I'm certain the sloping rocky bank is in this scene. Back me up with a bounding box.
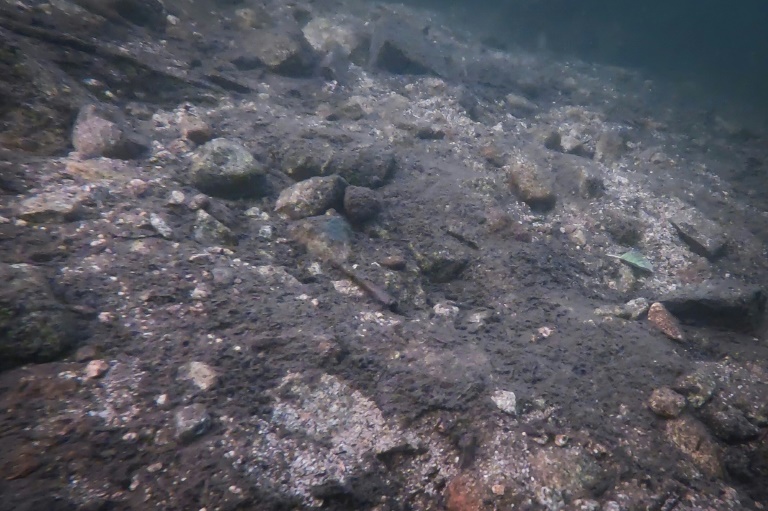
[1,0,767,509]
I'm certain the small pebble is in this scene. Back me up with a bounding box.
[85,359,110,379]
[648,386,686,418]
[174,403,211,442]
[211,267,234,286]
[98,311,114,323]
[491,390,517,415]
[127,178,149,197]
[178,361,218,391]
[380,255,406,270]
[150,213,174,239]
[167,190,186,206]
[190,284,210,300]
[180,117,213,145]
[147,462,163,473]
[188,193,209,210]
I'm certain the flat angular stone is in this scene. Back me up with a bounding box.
[661,279,765,333]
[72,104,148,160]
[18,189,87,223]
[174,404,211,442]
[289,213,352,263]
[369,17,449,76]
[193,209,236,246]
[231,27,318,77]
[670,209,727,260]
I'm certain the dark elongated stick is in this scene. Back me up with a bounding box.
[330,261,397,309]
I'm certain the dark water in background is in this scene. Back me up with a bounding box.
[402,0,768,121]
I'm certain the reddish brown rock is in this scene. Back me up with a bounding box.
[380,254,406,270]
[647,302,685,341]
[74,345,100,362]
[665,416,723,478]
[72,104,148,160]
[648,386,686,418]
[446,474,483,511]
[85,359,110,379]
[180,116,213,145]
[1,447,42,480]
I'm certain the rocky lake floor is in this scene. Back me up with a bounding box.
[1,0,768,509]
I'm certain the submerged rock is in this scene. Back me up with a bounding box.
[343,185,381,223]
[698,399,760,443]
[491,390,517,416]
[445,474,484,511]
[231,27,318,77]
[660,279,765,333]
[369,17,449,76]
[17,188,89,223]
[412,239,469,283]
[670,209,727,260]
[276,175,347,220]
[72,104,149,160]
[193,209,236,246]
[179,115,213,145]
[174,404,211,442]
[593,131,627,163]
[189,138,266,199]
[279,137,336,181]
[665,416,723,478]
[0,263,81,369]
[330,145,397,188]
[178,361,218,391]
[674,367,718,408]
[647,302,685,342]
[302,16,369,63]
[648,387,686,418]
[507,159,556,212]
[290,213,353,262]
